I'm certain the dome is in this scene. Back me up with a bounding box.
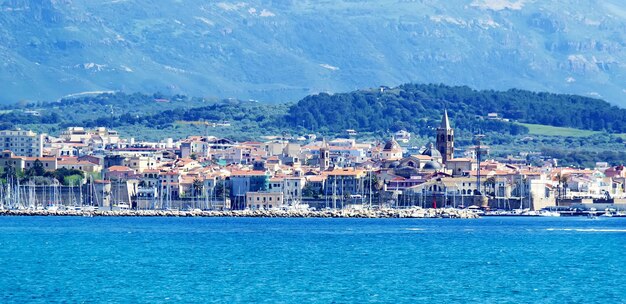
[421,143,442,158]
[395,166,419,179]
[383,138,401,152]
[422,160,442,171]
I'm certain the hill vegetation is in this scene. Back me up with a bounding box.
[1,83,626,167]
[286,84,626,135]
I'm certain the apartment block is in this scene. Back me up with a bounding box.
[0,129,43,157]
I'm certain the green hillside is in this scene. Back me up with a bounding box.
[286,84,626,135]
[518,123,599,137]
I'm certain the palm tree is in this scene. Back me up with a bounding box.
[192,178,204,198]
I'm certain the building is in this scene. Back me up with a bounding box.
[104,165,137,180]
[436,110,454,164]
[394,130,411,143]
[230,170,270,209]
[380,138,403,161]
[0,129,43,157]
[245,192,284,210]
[60,127,120,146]
[319,140,330,171]
[0,150,56,172]
[57,157,102,173]
[323,168,367,196]
[446,158,475,177]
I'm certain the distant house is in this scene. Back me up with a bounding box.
[394,130,411,143]
[105,165,137,180]
[245,192,284,210]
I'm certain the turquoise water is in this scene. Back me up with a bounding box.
[0,217,624,303]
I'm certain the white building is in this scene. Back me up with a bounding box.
[0,129,44,157]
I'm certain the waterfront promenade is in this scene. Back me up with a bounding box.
[0,207,479,219]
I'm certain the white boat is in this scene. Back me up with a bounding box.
[82,206,98,212]
[111,203,131,211]
[538,210,560,217]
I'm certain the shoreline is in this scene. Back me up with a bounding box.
[0,208,480,219]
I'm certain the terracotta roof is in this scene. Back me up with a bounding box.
[160,171,180,176]
[58,159,97,166]
[230,170,267,176]
[22,157,56,162]
[108,165,134,172]
[306,176,326,182]
[322,169,366,177]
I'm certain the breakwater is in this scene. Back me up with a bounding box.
[0,208,480,219]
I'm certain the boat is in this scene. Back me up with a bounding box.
[111,203,131,211]
[538,210,560,217]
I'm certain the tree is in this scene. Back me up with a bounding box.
[64,175,84,187]
[302,183,321,199]
[44,168,85,185]
[25,159,46,177]
[484,176,496,197]
[1,164,18,182]
[215,179,229,199]
[556,173,569,201]
[192,178,204,198]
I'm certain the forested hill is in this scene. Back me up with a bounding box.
[286,84,626,136]
[3,83,626,141]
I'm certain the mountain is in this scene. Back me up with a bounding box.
[1,0,625,105]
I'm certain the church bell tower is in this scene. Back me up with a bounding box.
[320,138,330,171]
[436,109,454,164]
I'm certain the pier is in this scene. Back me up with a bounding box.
[0,207,480,219]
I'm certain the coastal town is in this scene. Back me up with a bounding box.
[1,111,625,217]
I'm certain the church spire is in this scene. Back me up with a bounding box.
[436,109,454,164]
[441,109,451,130]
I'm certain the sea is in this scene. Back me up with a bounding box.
[0,216,624,303]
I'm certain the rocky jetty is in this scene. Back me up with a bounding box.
[0,208,480,219]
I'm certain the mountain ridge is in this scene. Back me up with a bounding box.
[1,0,625,105]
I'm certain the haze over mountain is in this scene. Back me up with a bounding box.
[1,0,625,105]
